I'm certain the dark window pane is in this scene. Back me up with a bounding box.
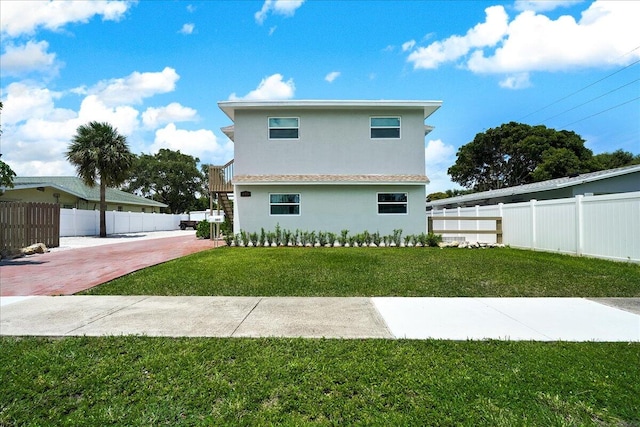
[270,128,299,139]
[271,205,300,215]
[378,204,407,214]
[270,194,300,204]
[378,193,407,202]
[371,117,400,127]
[371,128,400,138]
[269,118,298,127]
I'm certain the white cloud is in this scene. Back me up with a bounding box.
[468,1,640,74]
[150,123,234,164]
[425,139,459,193]
[186,4,196,13]
[1,82,63,125]
[0,0,130,38]
[79,67,180,106]
[514,0,584,12]
[228,73,295,100]
[499,72,531,89]
[325,71,340,83]
[0,40,59,77]
[255,0,305,24]
[142,103,198,128]
[408,5,509,69]
[406,1,640,86]
[179,23,195,35]
[402,40,416,52]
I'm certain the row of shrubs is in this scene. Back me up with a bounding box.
[198,221,443,247]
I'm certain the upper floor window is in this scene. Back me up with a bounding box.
[269,117,299,139]
[371,117,400,139]
[377,193,407,214]
[270,193,300,215]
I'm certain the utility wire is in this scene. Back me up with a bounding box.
[558,96,640,128]
[517,45,640,122]
[536,78,640,124]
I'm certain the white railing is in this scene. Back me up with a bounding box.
[428,191,640,262]
[60,209,189,237]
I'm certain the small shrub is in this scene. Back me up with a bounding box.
[393,229,403,246]
[327,232,337,246]
[196,220,210,239]
[259,228,266,246]
[339,229,349,245]
[426,232,443,247]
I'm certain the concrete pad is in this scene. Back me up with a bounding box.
[481,298,640,342]
[73,296,260,337]
[588,298,640,315]
[0,296,35,307]
[373,297,549,340]
[233,297,392,338]
[0,296,148,336]
[373,297,640,341]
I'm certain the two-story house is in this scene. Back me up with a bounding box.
[211,100,442,236]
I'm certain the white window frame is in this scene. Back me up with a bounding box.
[370,116,401,139]
[268,117,300,140]
[377,192,408,215]
[269,193,301,216]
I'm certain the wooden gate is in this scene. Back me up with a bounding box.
[0,202,60,250]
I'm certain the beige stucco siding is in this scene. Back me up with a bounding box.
[234,184,427,236]
[233,109,426,176]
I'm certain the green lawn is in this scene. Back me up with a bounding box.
[84,247,640,297]
[8,248,639,425]
[1,337,639,426]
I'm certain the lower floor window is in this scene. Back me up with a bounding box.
[270,193,300,215]
[378,193,407,214]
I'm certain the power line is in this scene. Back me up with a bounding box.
[517,45,640,122]
[558,96,640,129]
[536,78,640,124]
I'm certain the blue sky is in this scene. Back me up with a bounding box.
[1,0,638,192]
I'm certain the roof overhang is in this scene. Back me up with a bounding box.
[218,99,442,121]
[233,174,430,186]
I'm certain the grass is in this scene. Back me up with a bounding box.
[84,247,640,297]
[1,337,639,426]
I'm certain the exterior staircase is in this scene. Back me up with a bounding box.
[209,160,234,227]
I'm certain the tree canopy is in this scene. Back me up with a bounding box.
[122,149,206,214]
[66,121,133,237]
[448,122,595,191]
[0,101,17,195]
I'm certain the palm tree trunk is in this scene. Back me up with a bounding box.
[100,181,107,237]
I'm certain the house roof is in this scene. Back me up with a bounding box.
[6,177,168,208]
[427,164,640,209]
[234,174,430,185]
[218,99,442,121]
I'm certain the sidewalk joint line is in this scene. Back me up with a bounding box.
[64,296,151,335]
[230,297,262,337]
[475,298,552,340]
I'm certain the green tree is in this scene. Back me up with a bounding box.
[0,101,17,196]
[66,122,134,237]
[448,122,593,191]
[590,149,640,170]
[122,149,205,214]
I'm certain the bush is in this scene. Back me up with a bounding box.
[196,220,210,239]
[426,232,443,247]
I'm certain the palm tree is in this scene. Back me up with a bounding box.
[66,121,133,237]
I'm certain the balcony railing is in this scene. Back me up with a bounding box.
[209,160,234,193]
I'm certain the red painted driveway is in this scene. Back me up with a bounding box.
[0,235,219,296]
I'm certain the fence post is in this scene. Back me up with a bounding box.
[575,195,583,256]
[498,203,504,244]
[530,199,537,250]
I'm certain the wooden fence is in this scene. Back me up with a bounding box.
[0,202,60,250]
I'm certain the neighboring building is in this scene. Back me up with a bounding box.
[427,164,640,210]
[0,176,167,213]
[212,99,442,235]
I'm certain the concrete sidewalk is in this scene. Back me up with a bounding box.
[1,296,638,341]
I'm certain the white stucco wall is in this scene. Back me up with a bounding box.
[233,108,426,176]
[234,184,426,236]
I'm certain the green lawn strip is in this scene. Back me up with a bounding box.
[1,337,638,426]
[84,247,640,297]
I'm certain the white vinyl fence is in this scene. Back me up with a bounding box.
[60,209,189,237]
[428,191,640,262]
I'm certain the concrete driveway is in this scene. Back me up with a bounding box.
[0,231,218,296]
